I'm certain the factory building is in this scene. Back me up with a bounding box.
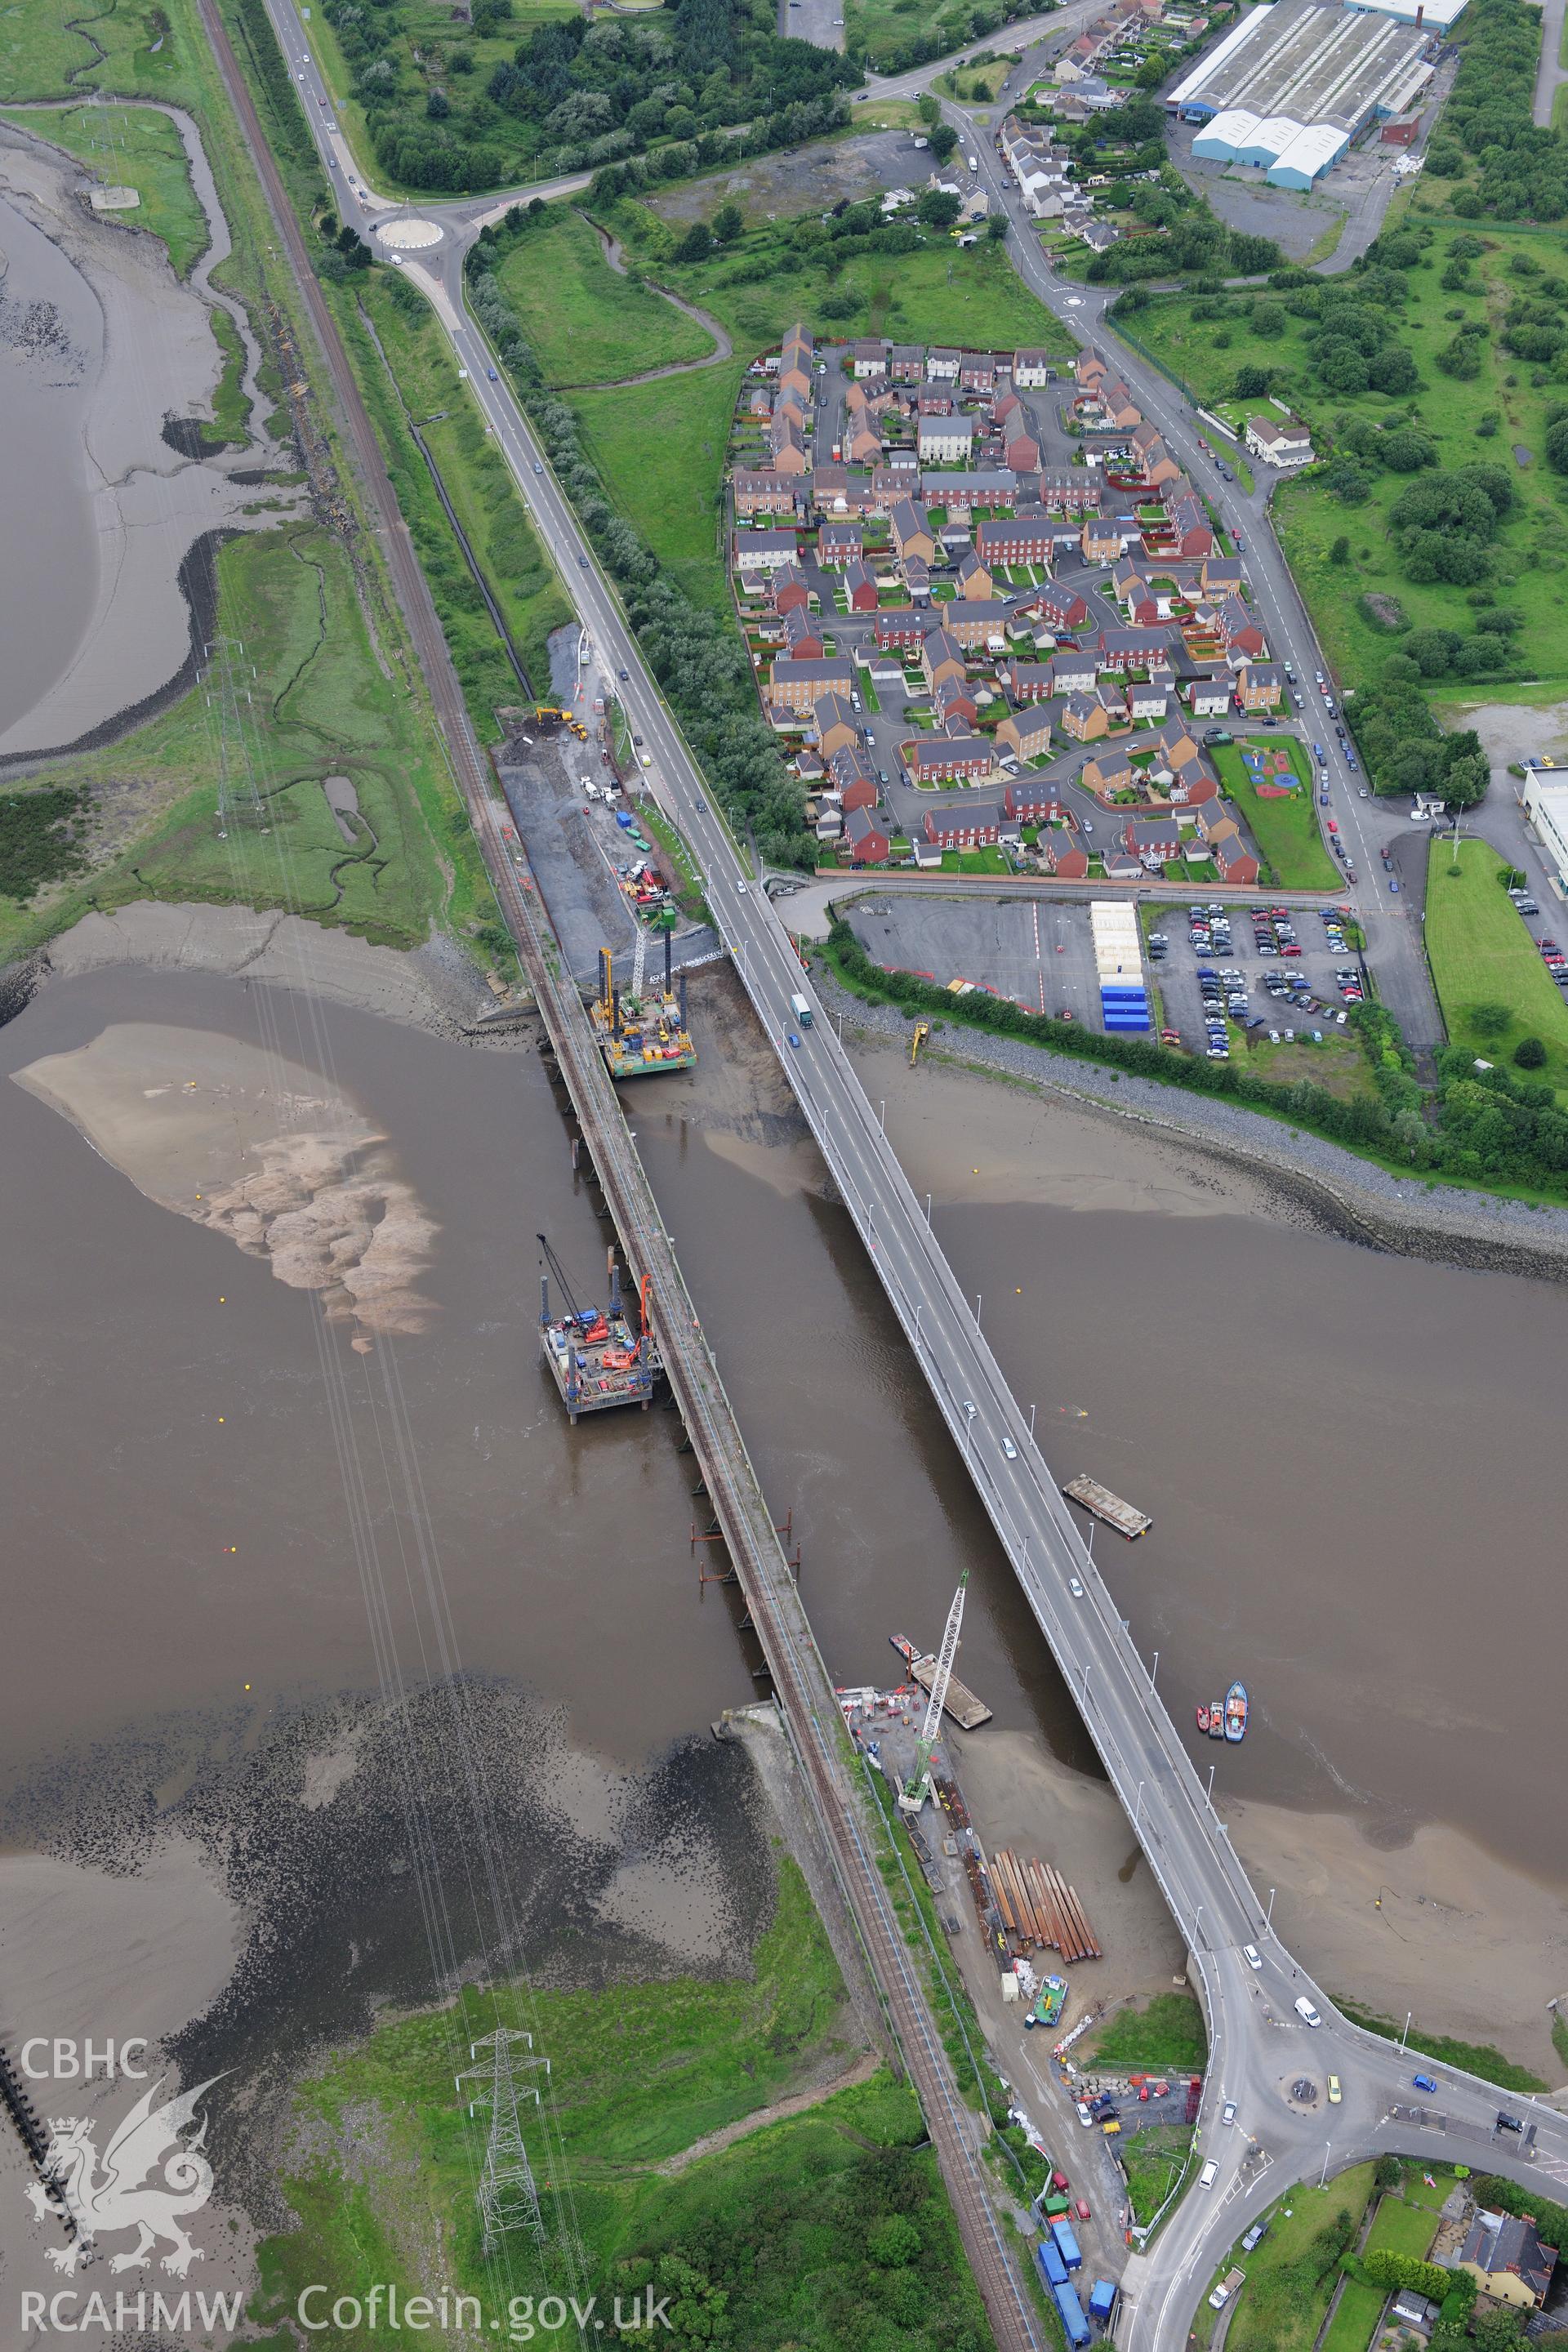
[1170,0,1437,185]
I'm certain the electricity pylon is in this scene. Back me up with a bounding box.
[457,2029,550,2255]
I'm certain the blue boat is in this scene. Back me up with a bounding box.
[1224,1682,1249,1744]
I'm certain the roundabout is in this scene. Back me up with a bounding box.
[377,216,443,250]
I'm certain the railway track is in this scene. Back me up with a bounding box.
[198,9,1041,2341]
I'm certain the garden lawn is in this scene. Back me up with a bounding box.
[1365,2193,1438,2262]
[1218,2164,1375,2352]
[1213,739,1339,889]
[492,208,716,389]
[1424,836,1568,1098]
[1124,225,1568,705]
[2,101,208,274]
[1319,2277,1387,2352]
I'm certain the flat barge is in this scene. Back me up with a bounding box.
[538,1238,659,1421]
[1061,1475,1152,1539]
[589,943,695,1079]
[889,1634,993,1729]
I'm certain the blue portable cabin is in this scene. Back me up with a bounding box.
[1035,2236,1068,2290]
[1054,2279,1091,2347]
[1051,2216,1083,2270]
[1089,2278,1118,2323]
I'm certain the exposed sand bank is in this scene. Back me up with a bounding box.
[1227,1797,1568,2089]
[0,118,301,762]
[13,1021,439,1338]
[29,899,501,1036]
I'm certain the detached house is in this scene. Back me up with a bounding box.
[1458,2212,1559,2312]
[1083,751,1134,797]
[1013,348,1054,387]
[1051,648,1100,697]
[872,607,927,653]
[927,346,961,382]
[848,338,889,381]
[956,550,996,601]
[1081,513,1124,564]
[1198,805,1260,886]
[1038,829,1089,879]
[829,744,879,812]
[843,559,880,614]
[890,499,936,568]
[817,521,862,568]
[1217,594,1265,662]
[997,710,1055,764]
[781,606,824,660]
[920,628,967,692]
[1245,412,1314,470]
[844,804,892,865]
[1062,692,1111,743]
[889,343,925,383]
[770,561,809,617]
[1036,586,1091,634]
[1007,659,1056,706]
[1125,813,1182,866]
[1236,663,1283,712]
[810,692,860,761]
[1165,488,1214,559]
[934,674,981,731]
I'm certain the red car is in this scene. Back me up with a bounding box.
[1075,2198,1091,2224]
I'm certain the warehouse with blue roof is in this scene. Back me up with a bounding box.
[1168,0,1437,185]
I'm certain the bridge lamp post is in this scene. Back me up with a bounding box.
[974,1293,982,1330]
[1320,2140,1332,2189]
[1400,2012,1412,2051]
[1029,1402,1036,1440]
[925,1192,933,1225]
[1150,1650,1159,1692]
[1265,1887,1276,1936]
[1207,1762,1216,1804]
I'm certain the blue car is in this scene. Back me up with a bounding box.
[1413,2073,1437,2094]
[1389,878,1400,893]
[787,1031,803,1049]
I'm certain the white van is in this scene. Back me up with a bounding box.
[1199,2160,1218,2189]
[1294,1995,1323,2028]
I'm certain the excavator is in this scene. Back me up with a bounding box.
[533,704,589,741]
[910,1020,931,1066]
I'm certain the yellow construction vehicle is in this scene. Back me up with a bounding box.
[533,705,589,739]
[910,1020,930,1066]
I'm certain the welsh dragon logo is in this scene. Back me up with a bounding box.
[24,2075,223,2277]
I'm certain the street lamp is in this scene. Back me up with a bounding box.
[1206,1762,1216,1803]
[1028,1402,1036,1439]
[1400,2011,1412,2051]
[1265,1887,1276,1935]
[974,1292,982,1330]
[1320,2140,1332,2189]
[925,1192,933,1226]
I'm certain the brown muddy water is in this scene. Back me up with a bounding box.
[3,963,1565,1931]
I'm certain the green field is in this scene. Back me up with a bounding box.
[844,0,978,70]
[1089,1992,1208,2073]
[572,359,746,611]
[249,1860,990,2352]
[494,208,717,389]
[1,100,209,274]
[1213,740,1339,890]
[1120,2123,1192,2227]
[1121,224,1568,706]
[1424,836,1568,1095]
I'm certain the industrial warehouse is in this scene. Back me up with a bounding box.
[1167,0,1439,186]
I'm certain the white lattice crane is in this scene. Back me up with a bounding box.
[898,1573,967,1815]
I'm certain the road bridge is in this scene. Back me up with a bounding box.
[229,16,1568,2341]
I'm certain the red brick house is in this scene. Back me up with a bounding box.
[960,351,998,394]
[843,559,880,613]
[1005,431,1042,474]
[1006,658,1056,704]
[1166,490,1214,559]
[830,745,879,811]
[1217,594,1265,661]
[924,801,1002,847]
[1038,831,1089,879]
[1099,626,1172,673]
[872,608,924,653]
[1036,470,1100,514]
[1004,777,1067,822]
[734,470,799,518]
[771,561,810,616]
[902,734,994,785]
[1035,586,1091,633]
[1204,813,1259,886]
[817,521,862,568]
[782,607,825,660]
[976,510,1057,568]
[844,805,891,865]
[1124,813,1182,863]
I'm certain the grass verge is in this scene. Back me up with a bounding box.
[1089,1992,1208,2074]
[1336,1998,1548,2094]
[1217,2165,1373,2352]
[1120,2123,1193,2230]
[493,207,715,388]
